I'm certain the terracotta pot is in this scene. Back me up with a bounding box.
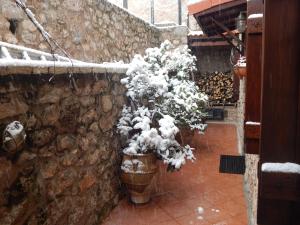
[233,65,247,79]
[121,153,157,204]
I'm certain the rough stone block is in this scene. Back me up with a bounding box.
[61,149,79,166]
[86,149,100,165]
[31,128,56,147]
[40,160,59,179]
[88,122,100,134]
[92,80,109,94]
[99,115,115,132]
[0,97,29,120]
[79,173,96,192]
[78,96,95,107]
[77,133,97,152]
[101,95,113,113]
[80,108,98,125]
[56,135,76,152]
[41,104,60,126]
[38,86,65,104]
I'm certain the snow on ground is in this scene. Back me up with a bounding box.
[197,206,204,214]
[211,208,220,213]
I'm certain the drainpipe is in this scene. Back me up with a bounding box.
[178,0,182,25]
[151,0,154,24]
[123,0,128,9]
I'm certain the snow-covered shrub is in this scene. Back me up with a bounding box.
[118,41,208,171]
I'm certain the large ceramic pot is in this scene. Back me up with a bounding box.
[121,153,157,204]
[233,65,247,79]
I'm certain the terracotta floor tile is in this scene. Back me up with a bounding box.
[102,124,248,225]
[157,220,181,225]
[158,201,195,218]
[184,197,212,212]
[152,191,181,205]
[176,212,211,225]
[217,200,246,217]
[230,212,248,224]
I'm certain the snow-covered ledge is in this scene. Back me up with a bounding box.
[262,162,300,174]
[0,61,129,76]
[0,41,129,76]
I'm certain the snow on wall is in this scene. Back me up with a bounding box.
[262,162,300,174]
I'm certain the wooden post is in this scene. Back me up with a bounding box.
[244,0,263,154]
[123,0,128,9]
[150,0,154,24]
[257,0,300,224]
[178,0,182,25]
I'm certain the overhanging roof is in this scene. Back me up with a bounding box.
[188,0,247,36]
[188,0,235,15]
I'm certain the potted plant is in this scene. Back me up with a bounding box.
[117,41,208,204]
[233,56,246,79]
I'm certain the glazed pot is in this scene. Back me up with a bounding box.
[233,65,247,79]
[121,153,157,204]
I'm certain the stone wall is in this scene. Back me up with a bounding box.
[237,78,246,154]
[158,25,188,48]
[0,72,126,225]
[107,0,201,31]
[236,77,259,225]
[245,154,259,225]
[0,0,160,63]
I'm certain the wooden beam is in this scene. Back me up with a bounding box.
[216,30,242,54]
[211,17,245,47]
[198,18,237,32]
[193,0,246,17]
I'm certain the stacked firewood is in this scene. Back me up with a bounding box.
[196,71,236,104]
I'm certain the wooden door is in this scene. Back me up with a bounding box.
[257,0,300,224]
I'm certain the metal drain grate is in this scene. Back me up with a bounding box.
[219,155,245,174]
[205,108,224,121]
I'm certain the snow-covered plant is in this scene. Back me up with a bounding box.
[118,41,208,171]
[161,74,208,132]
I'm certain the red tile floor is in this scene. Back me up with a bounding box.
[103,123,248,225]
